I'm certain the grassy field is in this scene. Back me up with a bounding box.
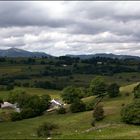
[15,87,61,99]
[0,82,140,139]
[0,87,61,100]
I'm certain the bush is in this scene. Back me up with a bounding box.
[70,99,86,113]
[20,108,35,119]
[121,100,140,125]
[93,104,104,121]
[57,107,66,114]
[11,112,22,121]
[37,122,58,137]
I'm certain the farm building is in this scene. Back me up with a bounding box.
[47,99,64,112]
[0,102,20,112]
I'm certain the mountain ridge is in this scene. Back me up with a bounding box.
[0,48,140,60]
[0,48,51,57]
[66,53,140,60]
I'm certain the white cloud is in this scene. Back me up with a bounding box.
[0,1,140,56]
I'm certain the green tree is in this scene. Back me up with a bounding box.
[93,104,104,121]
[107,83,120,98]
[121,100,140,125]
[9,90,51,120]
[8,90,30,108]
[40,94,51,111]
[61,86,83,104]
[70,99,86,113]
[90,76,107,96]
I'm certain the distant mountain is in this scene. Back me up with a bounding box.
[1,48,140,59]
[66,53,140,60]
[0,48,51,57]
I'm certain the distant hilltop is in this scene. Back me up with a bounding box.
[66,53,140,60]
[0,48,140,60]
[0,48,51,57]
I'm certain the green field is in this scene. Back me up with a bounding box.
[0,82,140,139]
[0,87,61,100]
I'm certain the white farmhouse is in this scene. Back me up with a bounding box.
[0,102,20,112]
[47,99,64,112]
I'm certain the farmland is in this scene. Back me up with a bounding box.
[0,57,140,139]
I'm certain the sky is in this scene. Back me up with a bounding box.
[1,1,140,56]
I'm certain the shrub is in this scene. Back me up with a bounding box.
[11,112,22,121]
[20,108,35,119]
[121,100,140,125]
[36,122,58,137]
[93,104,104,121]
[70,99,86,113]
[57,107,66,114]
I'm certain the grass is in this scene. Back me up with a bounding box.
[14,87,61,99]
[0,82,139,139]
[0,90,10,100]
[120,82,139,94]
[0,87,61,100]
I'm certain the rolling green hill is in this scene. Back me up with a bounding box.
[0,83,139,139]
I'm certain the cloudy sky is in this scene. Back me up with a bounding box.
[1,1,140,56]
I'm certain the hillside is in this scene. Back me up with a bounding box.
[0,83,139,139]
[0,56,139,139]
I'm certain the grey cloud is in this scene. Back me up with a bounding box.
[0,1,140,56]
[0,2,71,27]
